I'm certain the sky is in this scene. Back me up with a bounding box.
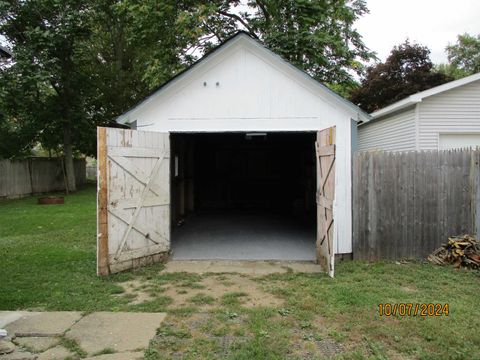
[355,0,480,64]
[2,0,479,65]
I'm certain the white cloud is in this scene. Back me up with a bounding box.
[355,0,480,64]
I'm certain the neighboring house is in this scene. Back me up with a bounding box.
[357,72,480,151]
[97,31,369,276]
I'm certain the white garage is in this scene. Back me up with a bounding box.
[439,133,480,150]
[96,32,368,277]
[358,72,480,151]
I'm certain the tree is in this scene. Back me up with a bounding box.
[95,0,374,93]
[0,0,97,191]
[0,0,374,183]
[176,0,374,86]
[446,33,480,75]
[435,63,469,80]
[349,41,452,113]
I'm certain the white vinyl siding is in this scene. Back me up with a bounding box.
[357,107,416,151]
[439,133,480,149]
[418,80,480,150]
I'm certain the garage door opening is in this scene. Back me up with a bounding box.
[170,132,317,260]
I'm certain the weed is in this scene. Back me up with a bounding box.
[225,311,239,319]
[187,293,215,305]
[59,337,87,358]
[299,321,312,329]
[329,330,347,343]
[157,324,191,339]
[92,347,116,356]
[221,291,248,306]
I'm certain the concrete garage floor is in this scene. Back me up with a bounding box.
[171,213,316,261]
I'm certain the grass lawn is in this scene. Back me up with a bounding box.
[1,185,479,359]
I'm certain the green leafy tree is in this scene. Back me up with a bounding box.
[435,63,470,80]
[1,0,374,184]
[0,70,41,158]
[350,41,452,113]
[446,33,480,75]
[180,0,374,85]
[247,0,373,85]
[108,0,374,90]
[0,0,96,191]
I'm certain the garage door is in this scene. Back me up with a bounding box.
[97,127,170,275]
[97,126,336,277]
[439,133,480,150]
[316,126,336,278]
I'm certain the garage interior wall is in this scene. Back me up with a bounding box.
[170,132,317,260]
[171,132,316,217]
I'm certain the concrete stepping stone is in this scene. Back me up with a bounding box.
[65,312,166,355]
[37,345,74,360]
[14,337,59,353]
[3,312,82,337]
[0,312,31,329]
[84,351,144,360]
[0,351,36,360]
[0,339,16,355]
[163,260,323,275]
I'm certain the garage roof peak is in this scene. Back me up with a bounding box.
[116,31,370,125]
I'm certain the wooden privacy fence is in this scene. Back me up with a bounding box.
[353,149,480,260]
[0,158,86,199]
[86,165,97,179]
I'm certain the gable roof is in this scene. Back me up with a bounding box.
[117,31,370,124]
[366,72,480,122]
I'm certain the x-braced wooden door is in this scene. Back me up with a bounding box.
[97,127,170,275]
[316,126,336,278]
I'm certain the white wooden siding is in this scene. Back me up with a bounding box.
[133,45,355,254]
[418,80,480,150]
[130,44,354,132]
[118,35,357,255]
[357,107,416,151]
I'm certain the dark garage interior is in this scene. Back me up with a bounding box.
[170,132,317,260]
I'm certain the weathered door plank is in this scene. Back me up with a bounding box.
[96,127,170,275]
[316,126,336,277]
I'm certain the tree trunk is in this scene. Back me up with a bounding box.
[63,124,77,192]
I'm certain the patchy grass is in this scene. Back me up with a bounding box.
[59,336,87,358]
[142,264,480,360]
[188,293,216,305]
[221,292,248,307]
[1,186,479,359]
[0,185,161,311]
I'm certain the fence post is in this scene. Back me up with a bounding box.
[27,158,34,194]
[472,149,480,239]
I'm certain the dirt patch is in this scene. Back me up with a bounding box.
[119,274,283,309]
[400,285,417,293]
[289,335,344,359]
[152,311,252,359]
[118,279,154,305]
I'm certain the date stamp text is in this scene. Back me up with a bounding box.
[378,303,449,317]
